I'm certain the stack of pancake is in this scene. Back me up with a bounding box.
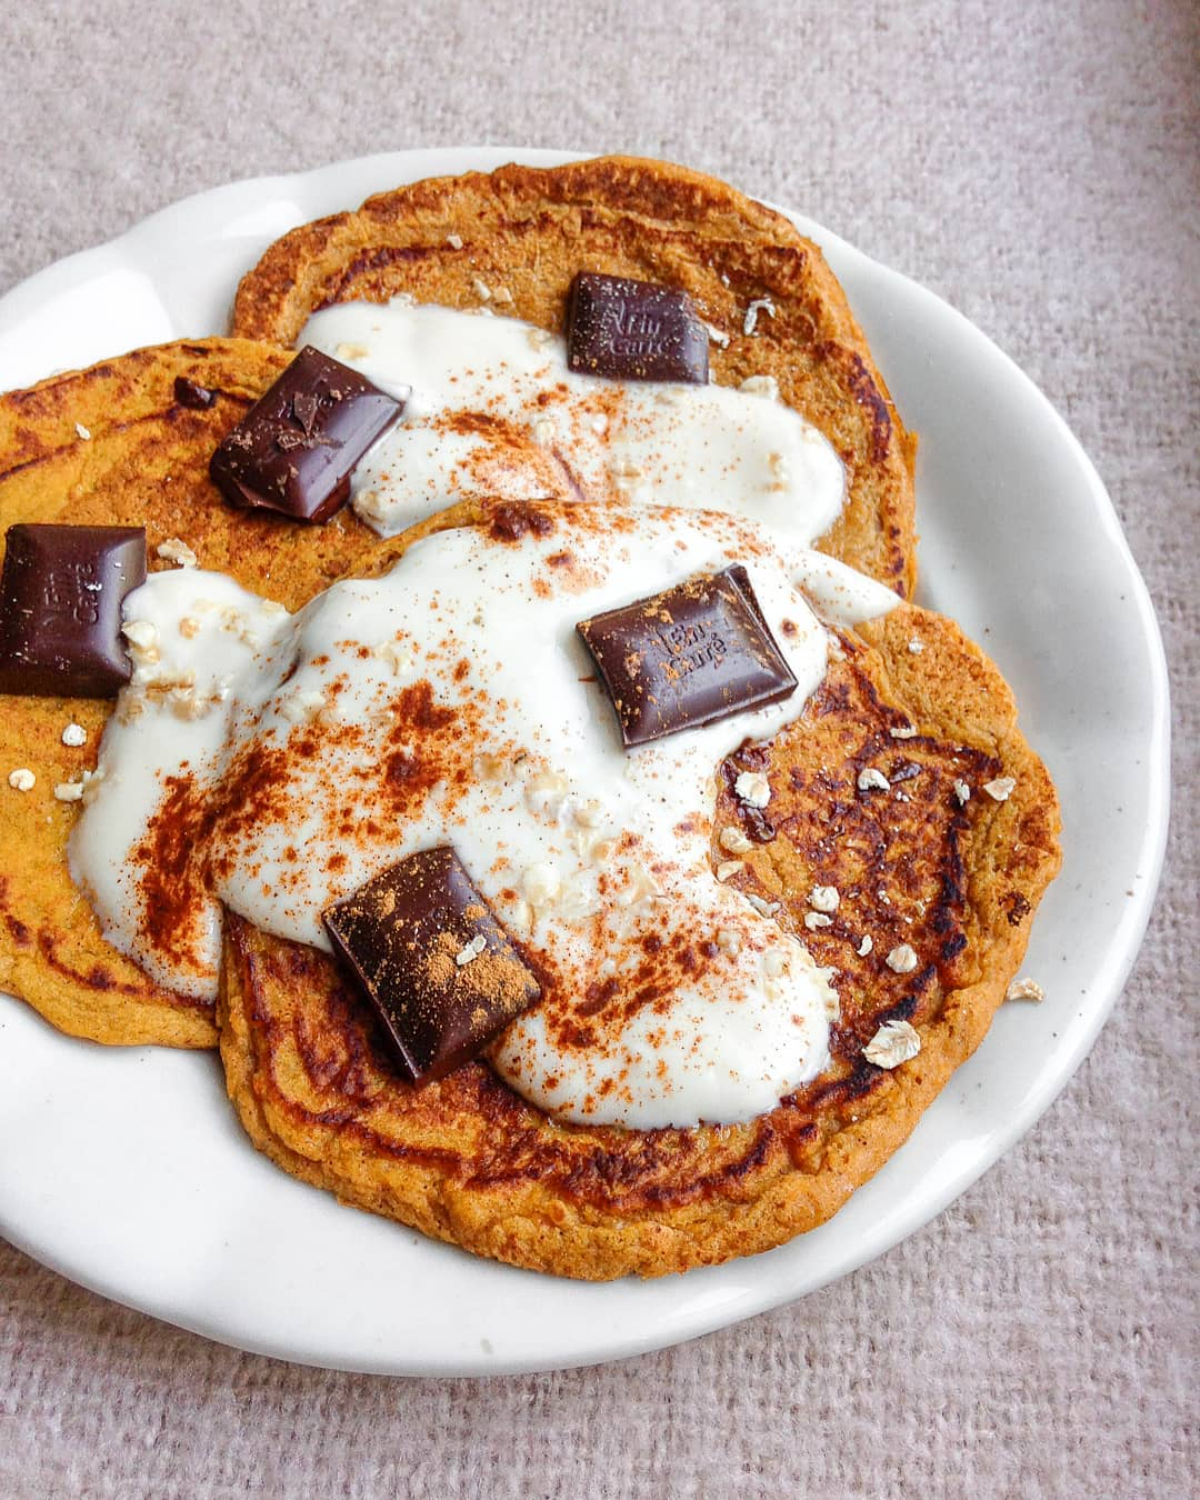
[0,157,1060,1278]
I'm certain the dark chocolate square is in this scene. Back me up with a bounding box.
[209,346,404,523]
[577,566,797,747]
[566,272,709,384]
[325,847,541,1085]
[0,524,146,697]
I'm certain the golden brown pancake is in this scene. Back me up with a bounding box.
[0,339,391,1047]
[229,154,918,598]
[217,500,1060,1280]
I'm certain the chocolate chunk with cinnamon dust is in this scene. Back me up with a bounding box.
[209,346,404,523]
[324,847,541,1085]
[0,524,146,697]
[577,566,797,747]
[566,272,708,383]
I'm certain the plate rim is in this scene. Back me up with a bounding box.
[0,145,1172,1376]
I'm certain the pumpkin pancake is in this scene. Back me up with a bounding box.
[216,502,1060,1280]
[0,339,389,1047]
[229,154,917,597]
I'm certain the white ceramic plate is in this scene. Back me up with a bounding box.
[0,148,1169,1376]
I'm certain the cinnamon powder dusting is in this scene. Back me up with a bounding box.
[131,674,474,977]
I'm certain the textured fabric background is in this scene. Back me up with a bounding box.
[0,1,1195,1496]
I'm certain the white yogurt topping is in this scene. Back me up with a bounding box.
[300,300,846,544]
[72,508,897,1128]
[67,572,292,998]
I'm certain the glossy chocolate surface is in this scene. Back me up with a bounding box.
[208,346,404,523]
[577,565,797,747]
[324,846,541,1085]
[566,272,708,384]
[0,524,146,697]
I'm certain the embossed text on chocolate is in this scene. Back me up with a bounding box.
[578,566,796,746]
[567,272,708,384]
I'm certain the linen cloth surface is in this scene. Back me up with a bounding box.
[0,1,1195,1496]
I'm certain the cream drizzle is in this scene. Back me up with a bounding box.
[300,299,847,545]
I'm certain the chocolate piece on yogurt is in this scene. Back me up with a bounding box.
[566,272,709,384]
[577,566,797,748]
[324,846,542,1085]
[0,524,146,697]
[209,346,404,523]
